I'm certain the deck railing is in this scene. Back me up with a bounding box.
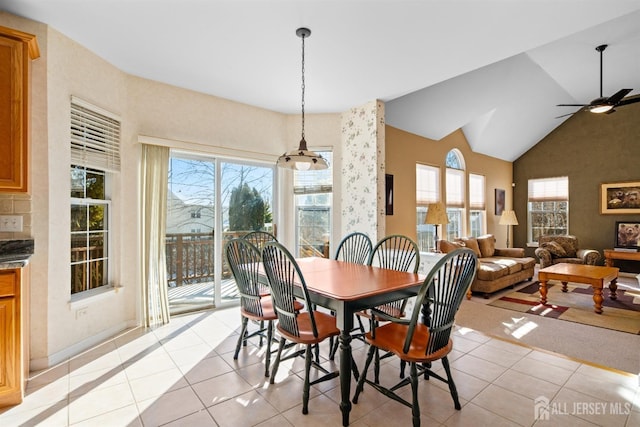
[165,231,330,288]
[166,232,217,287]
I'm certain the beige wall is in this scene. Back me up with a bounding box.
[0,13,343,369]
[385,126,514,245]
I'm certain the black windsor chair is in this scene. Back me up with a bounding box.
[261,242,340,415]
[352,248,477,427]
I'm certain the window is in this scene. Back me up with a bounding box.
[294,151,332,257]
[528,177,569,243]
[416,164,440,252]
[445,150,465,240]
[469,173,486,237]
[70,97,120,295]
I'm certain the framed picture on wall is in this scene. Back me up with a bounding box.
[600,181,640,214]
[385,174,393,215]
[495,188,505,215]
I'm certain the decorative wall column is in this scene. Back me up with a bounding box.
[340,100,385,240]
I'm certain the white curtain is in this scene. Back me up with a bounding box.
[140,144,170,327]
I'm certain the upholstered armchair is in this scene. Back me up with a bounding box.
[535,235,600,269]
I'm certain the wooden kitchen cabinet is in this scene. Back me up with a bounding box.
[0,268,23,406]
[0,26,39,193]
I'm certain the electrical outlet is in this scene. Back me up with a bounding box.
[0,215,23,232]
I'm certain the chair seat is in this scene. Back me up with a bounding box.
[241,297,303,322]
[364,322,452,364]
[277,310,339,345]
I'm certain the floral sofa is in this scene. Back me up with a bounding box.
[439,234,535,298]
[534,235,600,269]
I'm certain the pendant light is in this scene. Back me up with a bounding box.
[277,27,328,171]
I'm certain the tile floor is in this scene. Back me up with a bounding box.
[1,305,638,427]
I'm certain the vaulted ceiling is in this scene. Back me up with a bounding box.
[2,0,640,161]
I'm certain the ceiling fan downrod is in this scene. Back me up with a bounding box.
[595,44,607,98]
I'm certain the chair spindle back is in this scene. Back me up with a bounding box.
[406,248,477,355]
[244,231,278,252]
[334,232,373,264]
[262,242,317,339]
[224,238,265,317]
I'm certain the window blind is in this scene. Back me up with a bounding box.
[293,151,332,194]
[70,96,121,172]
[469,173,485,210]
[416,164,439,205]
[446,168,465,208]
[528,177,568,202]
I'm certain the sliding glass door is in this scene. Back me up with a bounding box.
[166,152,275,314]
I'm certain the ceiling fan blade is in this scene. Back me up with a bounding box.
[607,88,632,105]
[618,96,640,106]
[557,103,587,107]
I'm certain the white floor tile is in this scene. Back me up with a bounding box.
[1,305,635,427]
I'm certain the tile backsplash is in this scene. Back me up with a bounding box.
[0,194,32,239]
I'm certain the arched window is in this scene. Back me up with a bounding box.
[445,149,465,170]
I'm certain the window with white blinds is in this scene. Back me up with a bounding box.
[70,96,121,172]
[469,173,486,210]
[527,176,569,242]
[528,177,568,202]
[416,164,440,206]
[446,168,465,208]
[293,151,333,194]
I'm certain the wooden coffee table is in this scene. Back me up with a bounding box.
[537,263,619,314]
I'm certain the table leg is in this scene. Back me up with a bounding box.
[539,279,548,305]
[561,281,568,292]
[336,309,353,426]
[609,278,618,300]
[592,285,604,314]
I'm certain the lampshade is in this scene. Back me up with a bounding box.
[276,138,327,171]
[499,210,519,226]
[589,104,614,114]
[277,28,328,171]
[425,202,449,225]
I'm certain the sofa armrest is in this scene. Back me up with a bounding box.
[534,247,553,268]
[494,248,525,257]
[578,249,601,266]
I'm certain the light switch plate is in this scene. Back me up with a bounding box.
[0,215,23,232]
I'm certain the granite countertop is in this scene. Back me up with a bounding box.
[0,239,34,269]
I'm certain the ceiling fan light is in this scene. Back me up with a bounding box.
[589,104,613,113]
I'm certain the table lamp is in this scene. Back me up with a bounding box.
[425,202,449,252]
[499,209,518,247]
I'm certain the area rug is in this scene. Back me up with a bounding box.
[488,281,640,334]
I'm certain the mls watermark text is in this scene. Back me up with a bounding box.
[534,396,631,421]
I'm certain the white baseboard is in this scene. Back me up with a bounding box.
[30,320,138,372]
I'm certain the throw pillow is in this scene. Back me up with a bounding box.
[457,237,482,257]
[439,240,464,254]
[476,234,496,258]
[541,241,567,258]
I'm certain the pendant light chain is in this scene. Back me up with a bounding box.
[276,27,327,170]
[300,31,306,142]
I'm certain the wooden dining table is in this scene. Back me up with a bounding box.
[266,257,425,426]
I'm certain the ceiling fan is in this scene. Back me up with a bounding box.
[556,44,640,118]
